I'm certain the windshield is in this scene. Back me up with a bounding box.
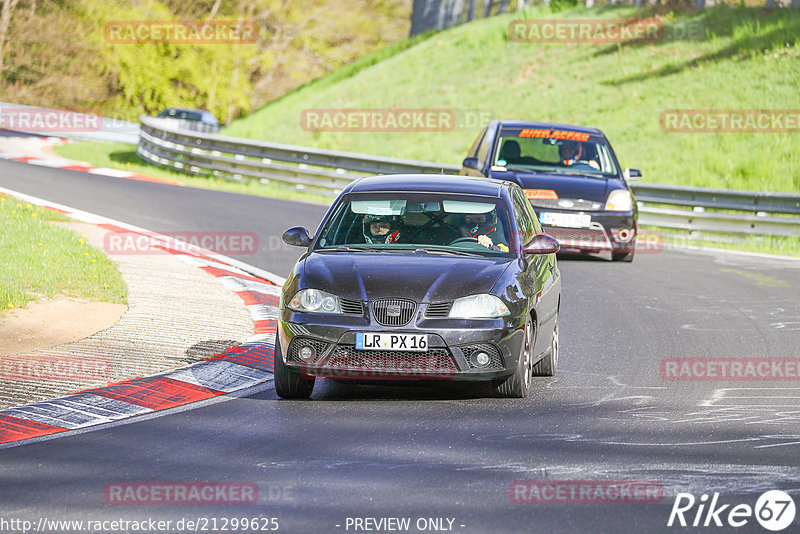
[315,193,515,256]
[493,128,620,177]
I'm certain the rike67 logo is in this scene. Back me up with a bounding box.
[668,490,796,531]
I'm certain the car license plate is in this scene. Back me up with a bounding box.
[539,211,591,228]
[356,333,428,352]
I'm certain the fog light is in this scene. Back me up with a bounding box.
[471,351,490,368]
[299,345,315,361]
[617,229,633,242]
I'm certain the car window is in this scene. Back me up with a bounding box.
[475,129,494,169]
[315,193,513,256]
[467,127,486,158]
[512,189,536,244]
[494,128,619,176]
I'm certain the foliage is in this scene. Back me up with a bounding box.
[0,0,411,123]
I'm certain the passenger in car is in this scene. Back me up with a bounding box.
[362,214,403,244]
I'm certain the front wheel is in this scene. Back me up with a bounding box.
[493,319,533,398]
[612,241,635,262]
[274,332,315,399]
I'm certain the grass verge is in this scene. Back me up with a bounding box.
[641,226,800,258]
[54,141,333,206]
[0,196,127,315]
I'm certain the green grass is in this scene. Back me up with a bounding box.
[0,196,127,314]
[54,141,334,205]
[641,227,800,258]
[224,5,800,193]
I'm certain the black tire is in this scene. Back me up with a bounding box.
[532,317,558,377]
[612,241,635,262]
[273,333,315,399]
[493,319,533,398]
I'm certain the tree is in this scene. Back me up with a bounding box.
[0,0,21,77]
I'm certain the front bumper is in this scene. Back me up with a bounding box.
[535,209,636,254]
[277,307,525,382]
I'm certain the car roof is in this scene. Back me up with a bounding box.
[345,174,511,197]
[162,107,204,114]
[498,120,605,136]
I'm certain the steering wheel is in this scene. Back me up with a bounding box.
[449,236,479,245]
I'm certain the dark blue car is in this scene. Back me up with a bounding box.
[461,120,641,262]
[277,174,561,399]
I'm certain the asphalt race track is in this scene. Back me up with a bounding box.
[2,156,800,533]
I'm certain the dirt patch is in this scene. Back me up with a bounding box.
[0,298,127,356]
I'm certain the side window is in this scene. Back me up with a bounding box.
[467,128,486,157]
[475,129,494,169]
[512,189,536,245]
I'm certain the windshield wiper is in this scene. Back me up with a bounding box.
[505,165,606,177]
[315,245,381,252]
[412,247,483,257]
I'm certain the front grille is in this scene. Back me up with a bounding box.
[544,227,611,250]
[425,302,452,318]
[372,298,416,327]
[461,343,504,370]
[340,298,363,315]
[531,198,602,211]
[287,337,330,364]
[327,346,456,375]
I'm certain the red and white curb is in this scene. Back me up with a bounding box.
[0,187,283,446]
[0,136,180,186]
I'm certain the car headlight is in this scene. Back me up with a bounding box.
[605,189,633,211]
[288,289,341,314]
[449,294,510,319]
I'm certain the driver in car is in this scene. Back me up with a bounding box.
[363,214,403,244]
[458,211,509,252]
[559,140,599,170]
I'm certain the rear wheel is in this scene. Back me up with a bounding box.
[274,332,315,399]
[532,317,558,376]
[493,319,533,398]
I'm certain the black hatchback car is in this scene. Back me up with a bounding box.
[277,174,561,399]
[461,120,641,261]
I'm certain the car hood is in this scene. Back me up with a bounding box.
[302,252,513,303]
[498,170,613,203]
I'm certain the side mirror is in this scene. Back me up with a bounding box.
[523,234,560,255]
[462,156,480,170]
[282,226,311,247]
[624,168,642,181]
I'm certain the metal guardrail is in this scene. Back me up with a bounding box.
[138,116,800,237]
[1,101,140,144]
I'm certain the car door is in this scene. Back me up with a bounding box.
[512,187,559,357]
